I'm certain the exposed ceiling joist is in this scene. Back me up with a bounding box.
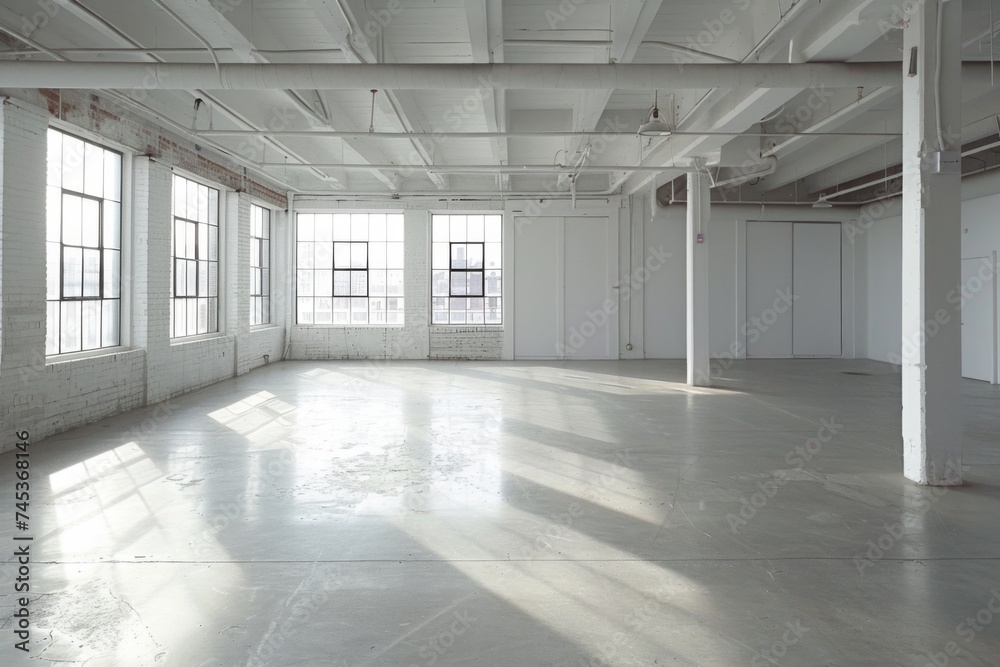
[465,0,509,192]
[0,61,906,90]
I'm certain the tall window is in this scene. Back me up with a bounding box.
[431,214,502,324]
[296,213,404,325]
[46,129,123,355]
[251,205,271,326]
[171,174,219,338]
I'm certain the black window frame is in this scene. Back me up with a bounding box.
[448,241,485,297]
[250,204,271,326]
[46,128,124,355]
[170,174,220,338]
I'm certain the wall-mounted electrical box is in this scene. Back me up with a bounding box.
[930,151,961,175]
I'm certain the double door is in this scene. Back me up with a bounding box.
[745,221,842,358]
[513,216,618,359]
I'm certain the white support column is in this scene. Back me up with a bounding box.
[226,192,251,375]
[901,0,963,485]
[0,100,48,444]
[687,172,711,386]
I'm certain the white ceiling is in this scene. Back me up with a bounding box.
[1,0,999,201]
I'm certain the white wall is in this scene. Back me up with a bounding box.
[287,200,511,361]
[632,198,859,360]
[861,201,903,363]
[863,171,1000,366]
[288,199,624,361]
[0,98,288,452]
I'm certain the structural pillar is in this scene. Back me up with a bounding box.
[901,0,963,485]
[0,100,49,442]
[687,171,711,386]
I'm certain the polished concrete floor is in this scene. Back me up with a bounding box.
[2,359,1000,666]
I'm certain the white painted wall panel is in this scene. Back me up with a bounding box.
[746,221,794,358]
[961,255,997,382]
[793,223,843,357]
[514,217,561,358]
[641,206,687,358]
[564,217,617,359]
[865,181,1000,377]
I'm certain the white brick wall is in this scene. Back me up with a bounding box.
[429,327,504,359]
[0,99,289,453]
[1,102,50,444]
[41,350,146,435]
[287,203,505,361]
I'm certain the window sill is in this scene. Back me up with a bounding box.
[431,324,504,329]
[293,324,406,329]
[46,346,136,365]
[169,332,231,346]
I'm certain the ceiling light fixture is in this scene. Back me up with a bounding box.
[812,196,834,208]
[638,91,673,136]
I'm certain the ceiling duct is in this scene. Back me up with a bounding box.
[0,62,905,91]
[655,156,778,206]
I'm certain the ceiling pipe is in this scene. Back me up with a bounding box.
[654,155,779,206]
[293,192,616,199]
[148,0,221,73]
[639,41,740,64]
[0,61,905,90]
[662,198,853,207]
[815,135,1000,205]
[259,162,770,174]
[819,173,899,203]
[709,155,778,189]
[0,48,345,59]
[196,129,901,139]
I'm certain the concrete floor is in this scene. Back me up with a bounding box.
[2,359,1000,666]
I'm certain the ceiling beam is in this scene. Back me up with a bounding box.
[465,0,509,192]
[152,0,257,62]
[766,130,895,190]
[620,0,908,195]
[569,1,663,150]
[308,0,445,189]
[0,1,341,189]
[763,86,898,159]
[381,90,449,189]
[0,62,908,90]
[154,0,396,189]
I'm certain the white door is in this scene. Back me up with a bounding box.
[746,221,794,358]
[792,223,843,357]
[513,217,561,358]
[563,217,617,359]
[961,255,998,383]
[513,216,617,359]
